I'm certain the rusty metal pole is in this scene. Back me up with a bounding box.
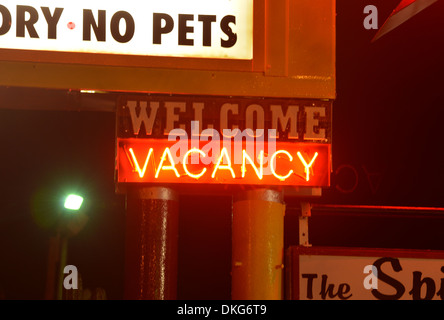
[124,186,179,300]
[232,188,285,300]
[56,235,68,300]
[45,233,60,300]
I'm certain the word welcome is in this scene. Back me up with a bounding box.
[119,97,330,142]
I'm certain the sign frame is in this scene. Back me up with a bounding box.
[286,245,444,300]
[114,94,332,194]
[0,0,335,99]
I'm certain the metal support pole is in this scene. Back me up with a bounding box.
[124,186,179,300]
[232,188,285,300]
[57,236,68,300]
[45,233,60,300]
[299,202,312,247]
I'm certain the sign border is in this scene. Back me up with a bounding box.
[286,245,444,300]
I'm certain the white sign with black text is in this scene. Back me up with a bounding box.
[298,254,444,300]
[0,0,253,59]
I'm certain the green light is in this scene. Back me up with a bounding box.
[64,194,84,211]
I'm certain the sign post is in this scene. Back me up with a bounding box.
[124,187,179,300]
[232,189,285,300]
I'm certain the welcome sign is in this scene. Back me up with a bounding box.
[115,95,332,189]
[0,0,253,59]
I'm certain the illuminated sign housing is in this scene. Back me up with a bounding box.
[0,0,335,100]
[0,0,253,59]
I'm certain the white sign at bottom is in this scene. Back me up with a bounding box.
[290,247,444,300]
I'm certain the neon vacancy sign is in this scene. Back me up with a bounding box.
[116,139,331,187]
[0,0,253,59]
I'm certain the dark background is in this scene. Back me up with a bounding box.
[0,0,443,299]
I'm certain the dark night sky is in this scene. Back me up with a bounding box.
[0,0,443,300]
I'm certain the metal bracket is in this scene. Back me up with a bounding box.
[299,202,312,247]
